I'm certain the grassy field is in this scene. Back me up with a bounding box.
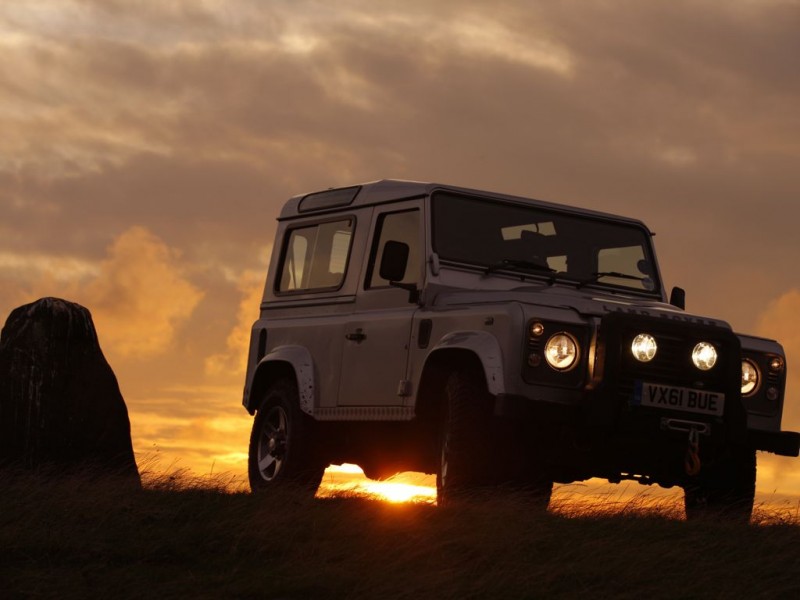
[2,470,799,600]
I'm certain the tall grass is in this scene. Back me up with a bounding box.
[2,468,799,599]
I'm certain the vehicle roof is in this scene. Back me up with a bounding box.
[278,179,653,231]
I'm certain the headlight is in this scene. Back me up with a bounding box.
[545,333,579,371]
[692,342,718,371]
[631,333,657,362]
[741,359,759,396]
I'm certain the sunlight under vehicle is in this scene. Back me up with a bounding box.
[241,180,799,522]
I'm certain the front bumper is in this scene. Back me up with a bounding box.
[749,429,800,457]
[494,391,799,457]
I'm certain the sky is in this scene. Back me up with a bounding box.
[1,0,799,495]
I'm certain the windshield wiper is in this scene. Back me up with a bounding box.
[484,259,556,279]
[577,271,647,288]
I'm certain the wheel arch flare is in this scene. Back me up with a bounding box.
[245,345,316,415]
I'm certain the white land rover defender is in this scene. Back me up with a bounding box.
[242,180,799,519]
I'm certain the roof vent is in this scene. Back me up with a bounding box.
[298,186,361,212]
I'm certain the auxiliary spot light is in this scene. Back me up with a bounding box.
[631,333,657,363]
[692,342,717,371]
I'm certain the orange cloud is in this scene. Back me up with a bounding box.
[82,226,204,358]
[755,289,800,493]
[132,409,251,480]
[204,268,264,379]
[756,289,800,431]
[7,226,204,360]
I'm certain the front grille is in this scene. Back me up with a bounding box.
[597,312,741,422]
[618,333,729,395]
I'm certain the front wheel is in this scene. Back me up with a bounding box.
[436,370,493,505]
[248,379,324,494]
[683,446,756,523]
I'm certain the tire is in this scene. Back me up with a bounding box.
[683,446,756,523]
[248,379,325,494]
[436,370,493,505]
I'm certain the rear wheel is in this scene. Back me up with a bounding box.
[248,379,324,494]
[683,446,756,523]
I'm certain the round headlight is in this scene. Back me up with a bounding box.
[741,359,759,396]
[692,342,717,371]
[631,334,657,362]
[545,333,579,371]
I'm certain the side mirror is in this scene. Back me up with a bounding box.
[379,240,419,304]
[670,286,686,310]
[379,240,409,282]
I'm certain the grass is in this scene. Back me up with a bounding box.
[2,469,800,600]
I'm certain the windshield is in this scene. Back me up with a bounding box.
[431,192,660,294]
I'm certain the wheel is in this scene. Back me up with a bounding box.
[683,446,756,523]
[436,370,493,505]
[248,379,324,494]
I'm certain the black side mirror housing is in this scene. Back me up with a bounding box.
[379,241,419,303]
[670,286,686,310]
[379,240,409,282]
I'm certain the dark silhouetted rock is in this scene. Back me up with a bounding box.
[0,297,140,484]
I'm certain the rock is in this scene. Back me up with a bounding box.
[0,297,140,484]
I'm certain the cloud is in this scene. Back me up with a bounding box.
[204,268,264,378]
[128,384,253,477]
[755,289,800,491]
[81,226,204,358]
[757,289,800,429]
[1,226,204,359]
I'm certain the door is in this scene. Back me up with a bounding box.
[338,204,422,406]
[269,216,357,408]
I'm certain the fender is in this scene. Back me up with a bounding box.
[247,345,316,415]
[429,330,505,395]
[738,333,791,436]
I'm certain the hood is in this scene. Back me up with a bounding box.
[425,283,732,329]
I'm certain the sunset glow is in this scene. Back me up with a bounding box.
[317,466,438,504]
[1,1,798,498]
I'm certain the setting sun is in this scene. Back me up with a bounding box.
[317,465,437,504]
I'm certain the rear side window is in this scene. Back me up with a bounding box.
[277,219,354,293]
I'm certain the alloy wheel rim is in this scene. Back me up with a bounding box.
[257,406,288,481]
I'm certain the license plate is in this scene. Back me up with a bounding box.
[632,381,724,416]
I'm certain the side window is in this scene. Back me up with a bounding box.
[277,219,354,292]
[366,210,421,289]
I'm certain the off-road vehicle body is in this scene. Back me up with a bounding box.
[243,180,799,518]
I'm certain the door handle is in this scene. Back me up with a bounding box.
[345,329,367,342]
